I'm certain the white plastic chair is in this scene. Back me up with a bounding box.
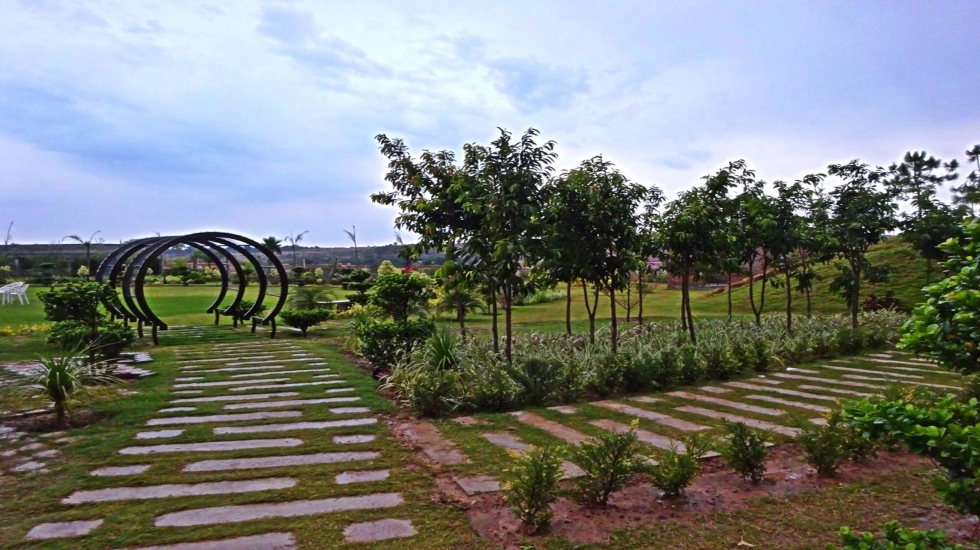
[0,282,17,305]
[9,283,29,305]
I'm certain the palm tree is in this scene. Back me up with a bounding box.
[289,285,339,310]
[262,236,283,255]
[62,230,101,279]
[343,226,358,264]
[283,230,309,268]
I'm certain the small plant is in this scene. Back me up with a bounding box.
[719,421,769,483]
[278,309,332,337]
[795,413,849,477]
[425,328,460,370]
[571,419,645,506]
[828,520,964,550]
[649,433,711,498]
[503,445,565,534]
[11,351,119,426]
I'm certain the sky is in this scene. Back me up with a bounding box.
[1,0,978,246]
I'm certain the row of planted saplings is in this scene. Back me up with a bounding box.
[503,412,877,535]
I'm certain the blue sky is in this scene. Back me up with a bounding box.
[1,0,978,246]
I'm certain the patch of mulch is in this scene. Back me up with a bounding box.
[2,410,110,434]
[447,445,978,548]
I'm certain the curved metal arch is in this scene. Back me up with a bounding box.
[106,232,288,339]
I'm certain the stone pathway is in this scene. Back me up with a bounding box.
[15,331,418,546]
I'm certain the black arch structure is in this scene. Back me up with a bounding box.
[95,232,288,343]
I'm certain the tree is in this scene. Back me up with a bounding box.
[62,230,101,279]
[794,173,833,317]
[768,179,805,332]
[3,220,12,245]
[434,260,484,338]
[952,144,980,214]
[826,160,898,328]
[886,150,961,283]
[262,236,283,255]
[370,271,436,322]
[343,225,359,264]
[279,309,332,337]
[284,230,309,268]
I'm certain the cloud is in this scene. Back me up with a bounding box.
[487,58,588,113]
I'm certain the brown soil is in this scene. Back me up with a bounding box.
[422,444,978,548]
[3,409,109,433]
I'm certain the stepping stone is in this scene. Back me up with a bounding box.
[224,358,311,367]
[174,378,290,388]
[19,442,44,451]
[147,411,302,426]
[159,407,196,413]
[698,386,730,394]
[184,452,380,472]
[125,533,296,550]
[63,478,296,503]
[179,355,276,364]
[308,362,328,366]
[214,417,378,435]
[820,365,922,380]
[595,401,708,432]
[12,461,46,472]
[628,396,659,403]
[313,374,340,379]
[34,449,60,458]
[674,405,800,437]
[865,362,950,375]
[871,353,933,364]
[591,419,682,451]
[175,377,204,382]
[750,378,783,385]
[773,373,883,389]
[667,391,785,417]
[510,411,591,444]
[454,474,500,495]
[173,390,203,395]
[452,416,482,426]
[334,435,375,444]
[744,395,832,413]
[231,369,328,378]
[325,387,355,394]
[171,392,299,404]
[119,438,303,455]
[723,382,840,402]
[798,385,872,398]
[330,407,371,414]
[481,433,585,478]
[398,422,469,464]
[841,374,958,390]
[229,381,344,392]
[224,397,360,410]
[548,406,577,414]
[153,493,404,527]
[26,520,103,540]
[785,367,820,374]
[91,465,152,477]
[336,469,390,484]
[184,365,288,374]
[136,429,185,440]
[344,519,416,543]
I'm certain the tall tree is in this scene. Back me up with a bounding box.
[343,226,359,264]
[62,230,101,279]
[793,173,832,317]
[768,179,805,332]
[826,160,898,328]
[262,236,283,255]
[284,230,309,268]
[952,144,980,214]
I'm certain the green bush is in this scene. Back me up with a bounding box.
[571,420,645,506]
[10,351,119,426]
[511,357,566,407]
[278,309,331,337]
[47,320,135,360]
[719,421,769,483]
[402,367,461,417]
[425,328,460,370]
[369,272,436,322]
[648,434,710,498]
[702,344,741,381]
[678,344,705,384]
[587,353,627,398]
[959,374,980,403]
[795,413,850,477]
[828,520,964,550]
[503,445,565,533]
[358,319,434,369]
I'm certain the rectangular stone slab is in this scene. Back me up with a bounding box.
[773,373,883,389]
[153,492,404,527]
[666,391,785,417]
[178,355,275,364]
[62,477,296,503]
[119,438,303,455]
[336,469,390,485]
[228,381,344,392]
[343,518,415,543]
[595,402,709,432]
[184,451,380,472]
[136,429,185,439]
[819,365,922,379]
[841,374,958,390]
[698,386,730,394]
[334,435,375,444]
[797,385,872,398]
[454,474,500,495]
[591,419,682,451]
[147,411,302,426]
[864,362,949,375]
[723,382,840,402]
[479,432,583,478]
[674,405,800,437]
[224,397,360,410]
[171,392,299,404]
[183,365,287,374]
[398,422,469,464]
[749,378,783,385]
[174,378,290,388]
[230,369,328,378]
[510,411,591,444]
[126,533,296,550]
[744,394,832,413]
[90,465,152,476]
[223,358,312,367]
[785,367,821,374]
[26,520,103,539]
[213,417,378,434]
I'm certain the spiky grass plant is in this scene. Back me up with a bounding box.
[11,351,119,426]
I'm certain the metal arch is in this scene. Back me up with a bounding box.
[101,232,288,340]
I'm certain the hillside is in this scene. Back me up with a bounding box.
[696,236,931,316]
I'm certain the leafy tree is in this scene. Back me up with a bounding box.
[768,179,806,332]
[279,309,332,337]
[952,144,980,214]
[434,260,484,337]
[738,179,777,326]
[826,160,899,328]
[794,173,833,316]
[369,271,436,322]
[38,281,134,360]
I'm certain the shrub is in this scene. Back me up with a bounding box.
[358,319,434,369]
[795,413,850,477]
[369,272,436,322]
[10,351,119,426]
[279,309,331,337]
[511,357,565,407]
[587,353,627,398]
[621,351,662,392]
[648,435,709,498]
[424,328,460,370]
[678,344,705,384]
[223,299,268,324]
[462,360,522,412]
[829,521,964,550]
[959,374,980,404]
[401,367,461,417]
[571,420,645,506]
[702,344,740,381]
[861,290,903,312]
[503,445,565,533]
[48,320,135,360]
[719,421,769,483]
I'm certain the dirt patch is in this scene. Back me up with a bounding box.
[2,409,110,433]
[455,445,978,548]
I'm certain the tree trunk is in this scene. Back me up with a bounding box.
[727,272,733,321]
[806,286,812,317]
[925,258,932,285]
[624,279,631,323]
[565,281,572,335]
[582,280,597,344]
[748,254,759,325]
[637,274,644,326]
[784,269,793,333]
[851,264,861,329]
[456,300,466,339]
[504,284,513,364]
[490,282,499,355]
[55,402,67,427]
[683,272,696,343]
[610,284,618,353]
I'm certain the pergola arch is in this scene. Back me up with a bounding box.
[95,232,288,342]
